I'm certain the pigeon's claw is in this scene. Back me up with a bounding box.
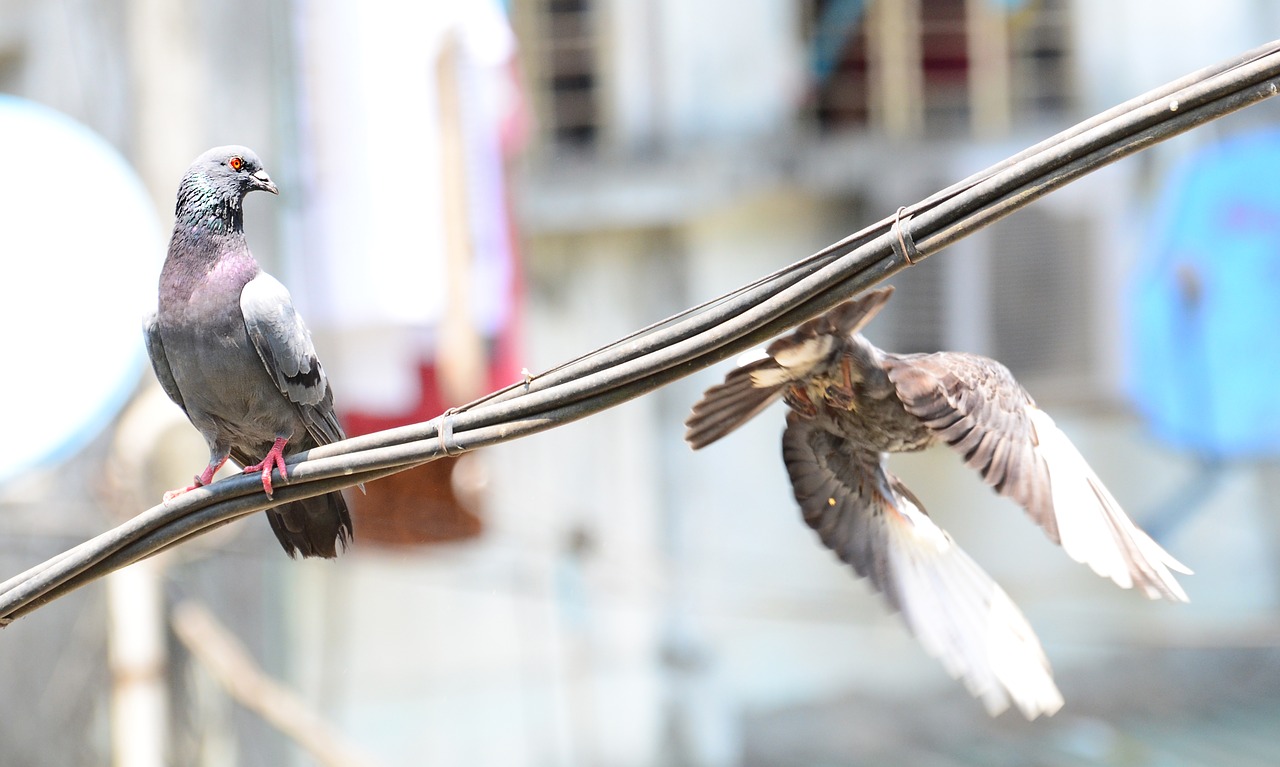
[242,437,290,499]
[163,483,199,502]
[161,456,229,502]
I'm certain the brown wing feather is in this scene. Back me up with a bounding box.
[884,352,1059,541]
[781,414,1063,719]
[685,358,787,449]
[884,351,1189,601]
[782,414,899,600]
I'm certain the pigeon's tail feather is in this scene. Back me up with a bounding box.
[266,491,353,559]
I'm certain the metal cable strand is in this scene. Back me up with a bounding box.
[3,41,1280,624]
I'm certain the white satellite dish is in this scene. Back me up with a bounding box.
[0,96,162,484]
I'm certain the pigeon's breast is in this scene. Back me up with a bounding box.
[160,265,300,448]
[166,328,294,440]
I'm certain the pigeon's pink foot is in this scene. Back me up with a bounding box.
[163,483,199,502]
[242,437,289,498]
[163,457,228,502]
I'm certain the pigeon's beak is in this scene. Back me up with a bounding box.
[251,170,279,195]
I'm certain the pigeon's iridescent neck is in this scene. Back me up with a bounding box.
[174,171,245,236]
[164,172,255,291]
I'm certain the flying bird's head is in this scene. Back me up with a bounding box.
[175,145,277,231]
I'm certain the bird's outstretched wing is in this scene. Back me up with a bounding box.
[240,273,344,446]
[885,352,1190,601]
[685,287,896,449]
[143,310,188,413]
[782,413,1064,719]
[684,354,789,449]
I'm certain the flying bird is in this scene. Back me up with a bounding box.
[144,146,353,558]
[685,286,1189,718]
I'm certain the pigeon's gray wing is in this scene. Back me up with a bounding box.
[240,273,327,407]
[685,287,896,449]
[885,352,1190,601]
[143,310,187,412]
[239,273,352,558]
[240,273,343,446]
[782,413,1063,720]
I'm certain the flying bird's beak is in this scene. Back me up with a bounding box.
[251,169,279,195]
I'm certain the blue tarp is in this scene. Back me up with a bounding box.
[1128,128,1280,457]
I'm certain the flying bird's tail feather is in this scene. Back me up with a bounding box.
[267,491,353,559]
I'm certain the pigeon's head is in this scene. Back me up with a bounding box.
[175,146,278,230]
[189,145,278,198]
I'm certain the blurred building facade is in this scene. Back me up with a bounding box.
[5,1,1280,765]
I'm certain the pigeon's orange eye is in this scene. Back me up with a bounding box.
[229,156,243,171]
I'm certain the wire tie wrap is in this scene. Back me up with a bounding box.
[438,408,461,457]
[892,206,921,265]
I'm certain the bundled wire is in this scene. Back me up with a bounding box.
[4,40,1280,625]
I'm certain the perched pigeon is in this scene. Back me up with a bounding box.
[685,286,1189,719]
[144,146,352,558]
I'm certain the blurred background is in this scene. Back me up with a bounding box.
[4,0,1280,765]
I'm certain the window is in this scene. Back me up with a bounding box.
[515,0,602,149]
[803,0,1074,136]
[1008,1,1073,117]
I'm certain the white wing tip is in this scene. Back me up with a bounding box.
[1029,407,1191,603]
[885,495,1064,719]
